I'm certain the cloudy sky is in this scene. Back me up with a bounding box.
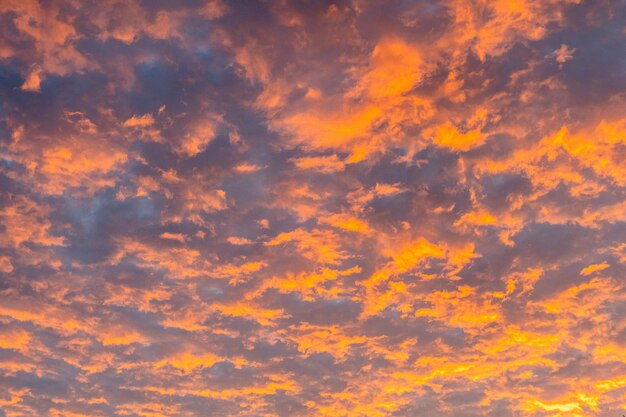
[0,0,625,416]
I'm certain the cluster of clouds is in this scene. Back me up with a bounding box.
[0,0,625,416]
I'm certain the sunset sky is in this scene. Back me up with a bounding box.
[0,1,625,416]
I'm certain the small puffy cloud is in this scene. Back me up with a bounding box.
[123,113,155,127]
[291,154,346,173]
[553,44,576,64]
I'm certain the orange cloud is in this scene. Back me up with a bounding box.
[1,1,625,416]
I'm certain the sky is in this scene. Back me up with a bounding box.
[0,0,625,416]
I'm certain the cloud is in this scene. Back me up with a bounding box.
[0,0,625,416]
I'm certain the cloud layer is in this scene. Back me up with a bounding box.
[0,0,625,416]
